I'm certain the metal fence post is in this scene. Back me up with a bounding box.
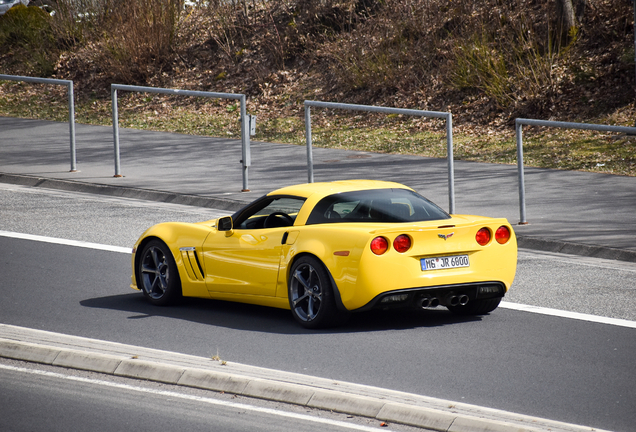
[446,113,455,214]
[305,105,314,183]
[240,94,250,191]
[0,74,77,172]
[67,81,77,172]
[514,118,636,224]
[111,86,122,177]
[515,121,527,225]
[303,100,455,212]
[109,84,249,190]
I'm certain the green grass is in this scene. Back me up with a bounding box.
[1,81,634,176]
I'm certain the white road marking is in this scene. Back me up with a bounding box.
[2,230,635,329]
[500,302,636,329]
[0,364,394,432]
[0,230,131,254]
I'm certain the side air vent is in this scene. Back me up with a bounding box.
[179,247,204,281]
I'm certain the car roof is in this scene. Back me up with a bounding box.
[267,180,414,199]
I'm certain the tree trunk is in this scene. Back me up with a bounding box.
[556,0,576,34]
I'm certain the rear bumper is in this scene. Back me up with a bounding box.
[353,281,506,312]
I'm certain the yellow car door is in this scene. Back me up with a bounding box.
[202,195,306,297]
[202,227,287,296]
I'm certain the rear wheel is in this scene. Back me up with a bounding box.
[447,297,501,316]
[288,256,347,329]
[138,240,181,306]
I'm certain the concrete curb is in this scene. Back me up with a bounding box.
[0,173,247,212]
[2,171,634,263]
[0,325,611,432]
[516,235,636,263]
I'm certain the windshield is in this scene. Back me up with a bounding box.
[306,188,450,224]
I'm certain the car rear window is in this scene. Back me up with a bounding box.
[305,189,451,225]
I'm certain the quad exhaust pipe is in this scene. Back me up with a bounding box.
[446,294,469,307]
[420,296,440,309]
[420,294,470,309]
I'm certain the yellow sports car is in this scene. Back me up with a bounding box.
[131,180,517,328]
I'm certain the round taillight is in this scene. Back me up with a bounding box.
[370,236,389,255]
[476,228,491,246]
[495,226,511,244]
[393,234,412,253]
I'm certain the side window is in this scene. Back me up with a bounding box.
[332,200,359,217]
[235,196,305,229]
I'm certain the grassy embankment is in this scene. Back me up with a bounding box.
[0,0,634,175]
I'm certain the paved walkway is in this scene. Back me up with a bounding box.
[1,116,635,261]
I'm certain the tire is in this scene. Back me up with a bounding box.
[137,240,181,306]
[447,297,502,316]
[288,256,347,329]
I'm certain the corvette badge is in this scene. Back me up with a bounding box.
[438,233,454,240]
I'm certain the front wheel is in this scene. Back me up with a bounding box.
[447,297,502,316]
[137,240,181,306]
[288,256,347,329]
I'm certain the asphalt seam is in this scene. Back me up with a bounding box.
[2,171,635,263]
[0,335,609,432]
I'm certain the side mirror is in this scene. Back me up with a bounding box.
[217,216,233,232]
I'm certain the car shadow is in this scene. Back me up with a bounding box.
[80,293,484,335]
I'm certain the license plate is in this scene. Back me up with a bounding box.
[421,255,469,271]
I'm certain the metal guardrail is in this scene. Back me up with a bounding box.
[7,75,633,222]
[0,74,77,172]
[515,118,636,224]
[304,101,455,214]
[111,84,252,191]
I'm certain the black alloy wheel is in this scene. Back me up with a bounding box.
[138,240,181,306]
[288,256,347,329]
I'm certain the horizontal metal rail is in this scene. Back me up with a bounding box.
[0,74,77,172]
[515,118,636,224]
[111,84,251,191]
[304,101,455,214]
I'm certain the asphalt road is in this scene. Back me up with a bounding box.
[0,358,414,432]
[1,184,635,431]
[2,182,635,321]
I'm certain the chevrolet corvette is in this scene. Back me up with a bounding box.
[131,180,517,328]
